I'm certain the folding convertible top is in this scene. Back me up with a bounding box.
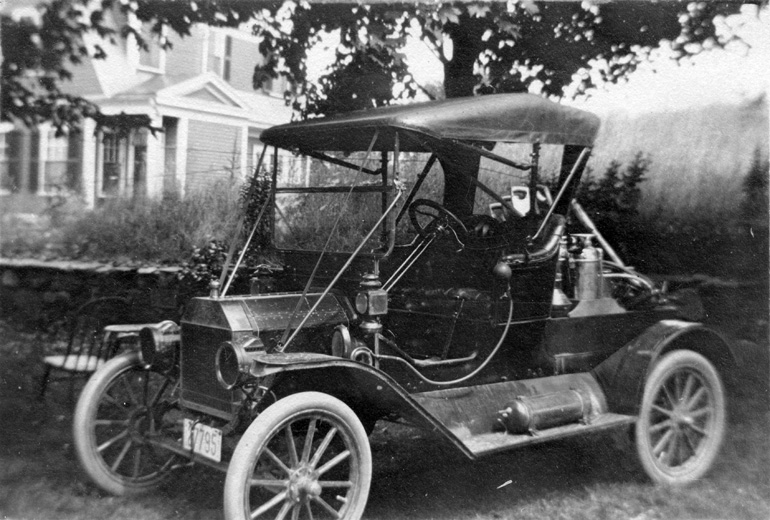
[260,93,600,153]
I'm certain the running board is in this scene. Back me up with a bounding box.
[411,373,635,459]
[462,412,635,458]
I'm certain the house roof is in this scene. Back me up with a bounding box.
[260,93,600,152]
[112,75,187,99]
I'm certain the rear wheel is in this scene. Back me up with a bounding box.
[224,392,372,520]
[635,350,726,485]
[73,352,180,495]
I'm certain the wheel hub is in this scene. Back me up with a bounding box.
[127,407,152,441]
[672,408,694,427]
[288,465,322,502]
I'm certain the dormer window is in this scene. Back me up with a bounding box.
[209,31,233,82]
[127,14,166,73]
[222,35,233,82]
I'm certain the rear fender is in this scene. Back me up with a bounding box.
[249,353,474,457]
[592,319,736,415]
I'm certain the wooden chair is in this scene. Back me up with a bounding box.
[38,296,143,401]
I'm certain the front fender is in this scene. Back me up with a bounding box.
[592,319,735,415]
[248,352,474,457]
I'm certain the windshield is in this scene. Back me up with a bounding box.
[268,141,565,253]
[272,150,395,253]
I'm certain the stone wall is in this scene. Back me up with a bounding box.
[0,259,183,329]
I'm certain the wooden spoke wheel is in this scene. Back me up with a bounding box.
[635,350,726,486]
[73,352,180,495]
[224,392,371,520]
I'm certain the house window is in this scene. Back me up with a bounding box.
[209,32,233,82]
[128,15,166,73]
[42,129,81,194]
[101,132,123,197]
[248,138,263,175]
[139,36,163,70]
[223,35,233,82]
[132,130,148,197]
[163,117,178,195]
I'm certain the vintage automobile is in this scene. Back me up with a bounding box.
[73,94,735,520]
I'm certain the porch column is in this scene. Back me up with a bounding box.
[145,116,164,198]
[240,124,248,178]
[176,117,188,197]
[17,129,31,194]
[81,119,97,208]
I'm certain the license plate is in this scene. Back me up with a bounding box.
[182,419,223,462]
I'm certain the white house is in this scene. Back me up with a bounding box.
[0,6,293,213]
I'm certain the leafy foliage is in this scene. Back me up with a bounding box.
[176,172,275,299]
[0,180,242,263]
[250,1,742,116]
[565,152,650,263]
[575,151,649,228]
[240,172,274,253]
[175,239,230,302]
[2,1,744,131]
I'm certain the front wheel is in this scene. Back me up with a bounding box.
[635,349,726,486]
[224,392,372,520]
[73,352,181,495]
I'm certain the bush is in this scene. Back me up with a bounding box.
[575,152,649,230]
[176,174,275,300]
[567,151,650,262]
[567,149,767,278]
[0,181,245,264]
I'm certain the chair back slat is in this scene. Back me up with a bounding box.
[39,296,138,400]
[60,297,134,371]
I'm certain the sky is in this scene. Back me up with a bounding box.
[573,3,769,116]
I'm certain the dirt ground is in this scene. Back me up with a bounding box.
[0,284,768,520]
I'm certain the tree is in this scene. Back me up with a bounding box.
[251,1,743,116]
[1,0,744,132]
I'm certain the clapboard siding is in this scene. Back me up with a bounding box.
[186,120,241,191]
[166,26,206,78]
[227,37,263,92]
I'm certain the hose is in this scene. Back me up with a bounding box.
[376,288,515,387]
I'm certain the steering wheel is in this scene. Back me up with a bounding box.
[408,199,468,241]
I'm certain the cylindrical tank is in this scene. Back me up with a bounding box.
[497,390,590,434]
[572,233,604,301]
[551,236,572,316]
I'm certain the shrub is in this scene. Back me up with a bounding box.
[575,151,649,231]
[567,151,650,263]
[64,184,244,264]
[176,173,275,300]
[0,181,245,264]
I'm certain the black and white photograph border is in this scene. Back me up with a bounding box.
[0,1,767,519]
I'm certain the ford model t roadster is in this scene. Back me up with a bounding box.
[73,94,734,519]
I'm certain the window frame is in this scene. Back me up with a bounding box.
[127,14,167,74]
[36,125,83,196]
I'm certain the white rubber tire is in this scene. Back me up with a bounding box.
[224,391,372,520]
[635,349,726,486]
[73,352,178,495]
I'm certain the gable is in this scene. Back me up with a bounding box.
[184,85,240,107]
